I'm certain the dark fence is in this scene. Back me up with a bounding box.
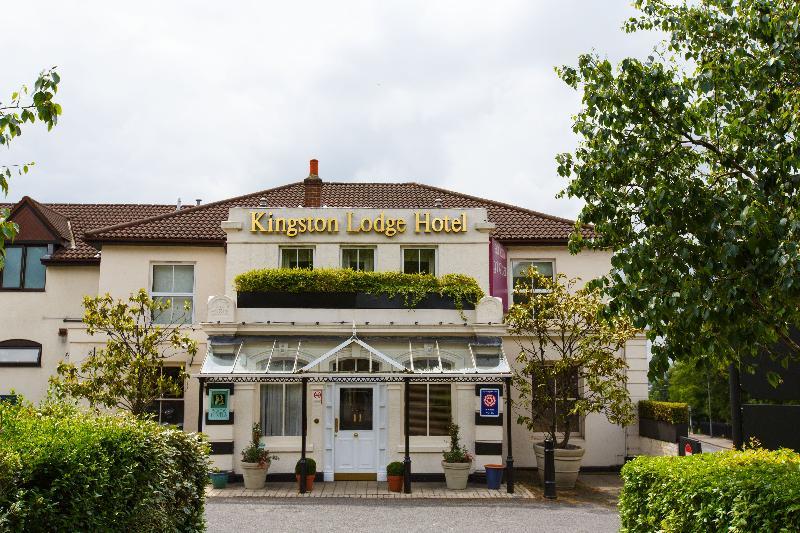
[742,404,800,452]
[691,420,733,439]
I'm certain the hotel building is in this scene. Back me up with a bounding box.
[0,160,647,484]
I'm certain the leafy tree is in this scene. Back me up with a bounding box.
[556,0,800,380]
[650,360,731,423]
[50,289,197,417]
[508,270,637,448]
[0,68,62,260]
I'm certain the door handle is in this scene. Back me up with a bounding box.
[354,432,359,438]
[335,417,339,433]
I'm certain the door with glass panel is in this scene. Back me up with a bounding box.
[334,386,376,477]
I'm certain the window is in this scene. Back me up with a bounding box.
[261,383,302,436]
[403,248,436,275]
[281,247,313,269]
[531,365,580,434]
[412,358,453,371]
[409,383,451,436]
[473,346,502,369]
[151,264,194,324]
[0,339,42,366]
[511,260,554,304]
[145,366,185,429]
[331,358,380,372]
[1,245,47,289]
[341,248,374,271]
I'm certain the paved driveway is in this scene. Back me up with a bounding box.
[205,497,619,533]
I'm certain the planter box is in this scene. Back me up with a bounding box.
[237,291,474,310]
[639,417,688,443]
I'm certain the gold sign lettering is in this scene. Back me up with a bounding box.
[249,211,466,237]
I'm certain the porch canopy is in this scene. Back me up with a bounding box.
[198,331,511,382]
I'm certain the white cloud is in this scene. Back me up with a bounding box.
[2,0,659,219]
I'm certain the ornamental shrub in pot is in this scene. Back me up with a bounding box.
[507,271,637,489]
[295,458,317,491]
[386,461,405,492]
[441,423,472,490]
[240,423,277,490]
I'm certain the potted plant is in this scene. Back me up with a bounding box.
[295,458,316,491]
[507,271,636,489]
[209,467,228,489]
[240,423,277,490]
[441,423,472,490]
[386,461,405,492]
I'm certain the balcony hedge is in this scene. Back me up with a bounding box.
[638,400,689,425]
[0,401,209,531]
[234,268,484,312]
[619,448,800,532]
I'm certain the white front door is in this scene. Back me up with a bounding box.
[334,385,377,476]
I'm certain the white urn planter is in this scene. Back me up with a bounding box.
[241,461,269,490]
[533,443,585,490]
[442,461,471,490]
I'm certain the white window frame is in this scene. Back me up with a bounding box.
[280,247,315,269]
[401,247,437,275]
[260,382,302,436]
[409,382,452,437]
[340,246,376,272]
[150,262,196,324]
[509,259,555,304]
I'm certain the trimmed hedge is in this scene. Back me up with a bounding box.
[638,399,689,425]
[233,268,484,311]
[619,449,800,532]
[0,401,209,532]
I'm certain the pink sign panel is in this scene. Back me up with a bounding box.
[489,238,508,311]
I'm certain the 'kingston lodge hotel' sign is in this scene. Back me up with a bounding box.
[249,210,470,237]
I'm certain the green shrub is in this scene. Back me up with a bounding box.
[619,449,800,532]
[0,401,209,532]
[233,268,484,313]
[638,399,689,424]
[386,461,405,476]
[295,458,317,475]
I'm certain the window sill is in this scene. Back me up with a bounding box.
[0,288,46,292]
[0,362,41,367]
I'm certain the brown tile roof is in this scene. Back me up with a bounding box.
[84,182,590,245]
[4,181,590,264]
[2,201,179,264]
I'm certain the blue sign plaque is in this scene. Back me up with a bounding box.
[208,389,230,421]
[480,388,500,417]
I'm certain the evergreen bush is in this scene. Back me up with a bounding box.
[233,268,484,312]
[0,401,209,532]
[638,400,689,425]
[619,449,800,532]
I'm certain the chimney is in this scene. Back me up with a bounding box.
[195,198,202,206]
[303,158,322,208]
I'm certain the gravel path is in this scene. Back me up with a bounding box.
[205,497,619,533]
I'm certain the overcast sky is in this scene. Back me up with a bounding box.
[3,1,659,219]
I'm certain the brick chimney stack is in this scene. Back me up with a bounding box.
[303,159,322,208]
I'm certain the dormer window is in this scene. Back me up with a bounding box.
[1,245,48,290]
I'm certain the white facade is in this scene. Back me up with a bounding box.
[0,194,648,480]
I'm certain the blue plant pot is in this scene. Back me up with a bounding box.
[485,464,504,490]
[209,472,228,489]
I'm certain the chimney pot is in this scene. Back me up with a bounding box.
[303,158,322,208]
[195,198,202,206]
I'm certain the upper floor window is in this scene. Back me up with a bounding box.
[341,248,374,272]
[0,339,42,367]
[1,245,47,290]
[511,260,554,305]
[281,247,313,269]
[403,248,435,275]
[151,264,194,324]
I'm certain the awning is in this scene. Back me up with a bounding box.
[198,331,510,382]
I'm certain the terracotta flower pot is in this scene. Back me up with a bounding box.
[241,461,269,490]
[387,475,404,493]
[296,474,315,492]
[533,443,585,490]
